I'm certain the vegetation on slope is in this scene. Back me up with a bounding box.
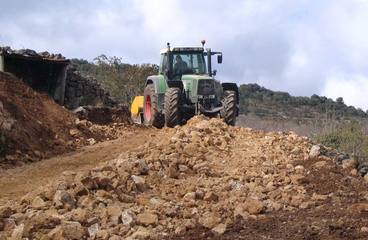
[239,83,367,119]
[70,56,158,105]
[316,121,368,159]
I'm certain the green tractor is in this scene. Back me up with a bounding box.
[130,41,239,128]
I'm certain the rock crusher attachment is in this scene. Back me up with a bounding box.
[130,96,144,124]
[131,41,239,128]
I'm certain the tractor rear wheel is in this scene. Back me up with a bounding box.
[222,90,237,126]
[143,84,164,128]
[164,87,182,128]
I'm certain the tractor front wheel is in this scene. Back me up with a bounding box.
[221,90,237,126]
[164,87,182,128]
[143,84,164,128]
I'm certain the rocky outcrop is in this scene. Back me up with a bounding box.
[64,68,117,110]
[0,47,66,61]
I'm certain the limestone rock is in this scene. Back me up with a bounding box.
[183,192,196,201]
[134,159,149,175]
[121,210,136,227]
[199,212,221,229]
[294,165,305,173]
[127,227,151,240]
[137,212,158,226]
[32,196,46,209]
[131,175,148,192]
[212,223,227,235]
[53,190,76,208]
[204,192,219,202]
[243,199,265,215]
[87,138,96,145]
[88,223,99,238]
[364,174,368,182]
[234,205,251,220]
[70,208,88,223]
[313,161,327,168]
[48,221,85,239]
[342,158,358,169]
[10,224,24,240]
[309,145,321,159]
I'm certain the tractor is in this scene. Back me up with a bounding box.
[130,41,239,128]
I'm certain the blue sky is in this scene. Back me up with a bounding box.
[1,0,368,109]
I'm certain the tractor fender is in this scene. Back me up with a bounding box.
[167,80,184,90]
[145,76,165,112]
[222,82,239,104]
[145,76,160,93]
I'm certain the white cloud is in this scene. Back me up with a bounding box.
[1,0,368,109]
[323,74,368,110]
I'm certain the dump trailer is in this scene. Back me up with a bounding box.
[131,41,239,128]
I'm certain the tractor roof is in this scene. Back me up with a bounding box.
[160,47,204,54]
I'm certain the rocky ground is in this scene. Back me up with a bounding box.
[1,116,368,239]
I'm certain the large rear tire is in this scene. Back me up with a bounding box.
[221,90,237,126]
[164,87,182,128]
[143,84,164,128]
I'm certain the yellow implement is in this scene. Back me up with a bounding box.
[130,95,144,124]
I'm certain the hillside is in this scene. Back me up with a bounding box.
[238,83,367,119]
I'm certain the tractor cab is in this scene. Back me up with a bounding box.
[159,43,223,81]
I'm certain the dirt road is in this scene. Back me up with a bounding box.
[0,128,155,204]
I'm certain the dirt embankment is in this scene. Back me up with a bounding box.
[0,72,132,169]
[1,116,367,239]
[0,127,156,206]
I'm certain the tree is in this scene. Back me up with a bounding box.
[336,97,344,104]
[71,56,158,105]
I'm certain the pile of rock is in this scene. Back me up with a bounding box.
[64,69,117,110]
[0,47,66,60]
[70,118,131,146]
[1,116,366,239]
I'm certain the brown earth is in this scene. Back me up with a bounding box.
[0,72,131,169]
[1,116,368,239]
[0,127,155,205]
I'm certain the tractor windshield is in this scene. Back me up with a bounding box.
[172,52,207,75]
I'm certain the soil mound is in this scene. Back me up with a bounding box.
[0,72,128,168]
[1,116,368,239]
[74,106,131,125]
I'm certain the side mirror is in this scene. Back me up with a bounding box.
[212,70,217,76]
[217,54,222,64]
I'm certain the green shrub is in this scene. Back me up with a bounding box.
[70,56,159,105]
[316,121,368,157]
